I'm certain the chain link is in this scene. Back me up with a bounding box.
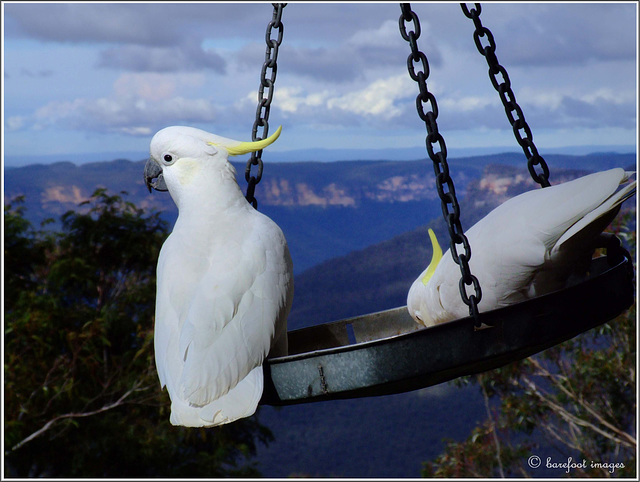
[400,3,482,327]
[245,3,286,209]
[461,3,551,188]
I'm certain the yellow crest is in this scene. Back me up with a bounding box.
[208,125,282,156]
[421,228,443,286]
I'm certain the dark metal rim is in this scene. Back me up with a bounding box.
[268,253,634,365]
[260,252,634,406]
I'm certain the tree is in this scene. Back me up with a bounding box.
[423,213,637,478]
[4,190,272,477]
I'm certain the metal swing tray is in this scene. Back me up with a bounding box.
[261,254,635,406]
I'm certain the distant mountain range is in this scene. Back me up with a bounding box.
[4,151,635,274]
[4,151,636,477]
[4,144,635,167]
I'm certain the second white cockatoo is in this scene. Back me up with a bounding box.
[407,168,635,327]
[144,125,293,427]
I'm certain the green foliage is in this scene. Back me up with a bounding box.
[423,213,637,478]
[4,190,272,477]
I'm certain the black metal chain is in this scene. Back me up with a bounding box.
[461,3,551,188]
[399,3,482,327]
[245,3,286,209]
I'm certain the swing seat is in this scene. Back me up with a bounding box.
[261,251,634,405]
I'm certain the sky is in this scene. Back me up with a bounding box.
[2,1,638,167]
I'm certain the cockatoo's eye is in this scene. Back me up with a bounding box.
[163,154,173,164]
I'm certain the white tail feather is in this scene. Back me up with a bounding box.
[556,172,636,251]
[169,366,264,427]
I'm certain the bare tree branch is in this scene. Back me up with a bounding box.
[11,383,152,452]
[521,376,635,450]
[529,358,636,448]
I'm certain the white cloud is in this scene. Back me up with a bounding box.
[254,75,415,126]
[273,86,329,113]
[520,86,635,111]
[30,70,218,136]
[514,86,636,129]
[328,75,413,118]
[580,88,635,106]
[7,116,26,131]
[347,19,400,47]
[33,95,217,135]
[117,126,153,136]
[518,90,564,111]
[440,96,493,113]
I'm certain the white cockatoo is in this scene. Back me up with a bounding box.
[144,125,293,427]
[407,168,636,327]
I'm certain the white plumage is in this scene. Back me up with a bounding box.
[145,125,293,427]
[407,168,635,327]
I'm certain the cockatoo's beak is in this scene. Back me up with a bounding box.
[144,158,168,193]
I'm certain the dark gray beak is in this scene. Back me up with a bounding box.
[144,158,168,193]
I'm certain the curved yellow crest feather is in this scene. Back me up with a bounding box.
[421,228,443,286]
[208,125,282,156]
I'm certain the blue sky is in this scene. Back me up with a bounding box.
[2,2,638,167]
